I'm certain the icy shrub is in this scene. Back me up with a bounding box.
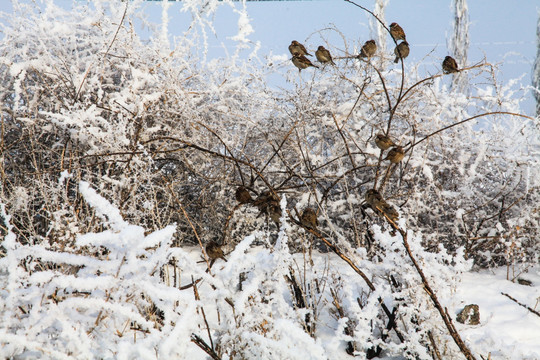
[0,187,474,359]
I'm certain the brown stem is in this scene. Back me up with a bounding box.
[295,219,405,343]
[385,217,477,360]
[191,333,221,360]
[501,292,540,318]
[409,111,533,151]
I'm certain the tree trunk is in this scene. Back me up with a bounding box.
[533,11,540,117]
[449,0,469,92]
[370,0,389,53]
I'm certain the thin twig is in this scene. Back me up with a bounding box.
[192,279,215,352]
[75,1,128,100]
[428,330,443,360]
[162,176,211,271]
[409,111,534,151]
[191,333,221,360]
[293,216,405,343]
[501,292,540,318]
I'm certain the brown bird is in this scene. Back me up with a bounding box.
[365,189,385,211]
[380,202,399,221]
[394,41,409,63]
[292,54,319,71]
[300,208,319,230]
[289,40,312,57]
[389,22,406,42]
[235,186,253,204]
[375,134,396,151]
[365,189,399,221]
[254,190,282,225]
[254,190,279,208]
[268,203,282,225]
[315,45,335,65]
[384,146,405,163]
[206,241,227,262]
[442,56,459,74]
[358,40,377,59]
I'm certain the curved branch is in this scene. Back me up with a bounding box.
[409,111,534,151]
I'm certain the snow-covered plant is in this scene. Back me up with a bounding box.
[0,182,198,359]
[0,188,472,359]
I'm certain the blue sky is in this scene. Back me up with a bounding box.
[1,1,537,114]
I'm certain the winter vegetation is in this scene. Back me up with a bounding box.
[0,0,539,359]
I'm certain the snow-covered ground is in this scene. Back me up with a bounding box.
[179,247,540,359]
[455,268,540,360]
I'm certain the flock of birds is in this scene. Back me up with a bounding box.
[203,23,462,264]
[224,132,403,239]
[288,22,460,74]
[284,22,462,222]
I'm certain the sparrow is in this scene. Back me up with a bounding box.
[365,189,399,221]
[254,190,282,225]
[315,46,335,65]
[289,40,312,57]
[384,146,405,163]
[389,22,406,42]
[442,55,459,74]
[358,40,377,59]
[380,202,399,221]
[268,203,282,225]
[375,134,396,151]
[364,189,385,211]
[254,190,279,208]
[206,241,227,262]
[235,186,253,204]
[292,54,319,71]
[300,208,319,230]
[394,41,409,63]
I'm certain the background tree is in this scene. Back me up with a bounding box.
[449,0,470,92]
[370,0,389,52]
[533,10,540,117]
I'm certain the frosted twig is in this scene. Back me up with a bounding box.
[410,111,534,151]
[75,1,129,100]
[292,214,405,343]
[385,215,478,360]
[501,292,540,318]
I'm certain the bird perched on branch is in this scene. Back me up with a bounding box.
[206,241,227,262]
[254,191,279,208]
[389,22,406,42]
[289,40,311,57]
[394,41,409,63]
[268,203,282,225]
[365,189,400,221]
[292,54,319,71]
[254,190,282,225]
[300,208,319,230]
[315,46,335,65]
[365,189,385,211]
[235,186,253,204]
[442,55,459,74]
[380,202,399,221]
[358,40,377,59]
[375,134,396,151]
[384,146,405,163]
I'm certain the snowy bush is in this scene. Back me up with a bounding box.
[0,184,474,359]
[1,0,539,359]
